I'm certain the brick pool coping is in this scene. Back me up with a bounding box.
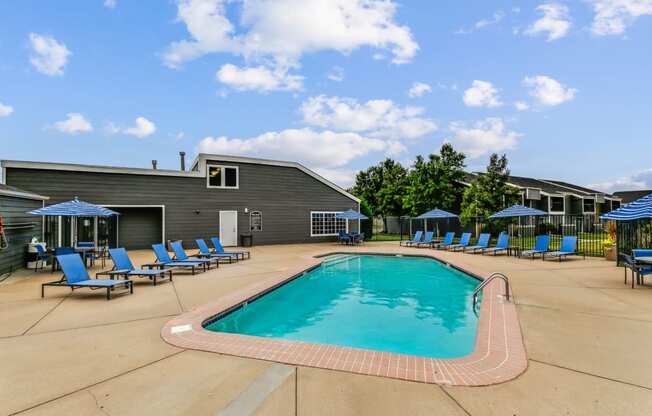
[161,252,527,386]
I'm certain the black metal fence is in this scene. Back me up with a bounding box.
[616,219,652,257]
[398,214,609,257]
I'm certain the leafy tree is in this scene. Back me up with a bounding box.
[351,159,408,230]
[460,153,521,224]
[403,143,467,216]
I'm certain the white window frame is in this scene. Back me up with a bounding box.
[548,196,565,214]
[582,198,596,214]
[310,211,348,237]
[206,164,239,189]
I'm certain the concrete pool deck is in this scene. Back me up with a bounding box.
[2,242,652,415]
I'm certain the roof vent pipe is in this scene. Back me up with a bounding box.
[152,160,158,170]
[179,151,186,171]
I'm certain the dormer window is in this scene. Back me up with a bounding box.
[207,165,239,189]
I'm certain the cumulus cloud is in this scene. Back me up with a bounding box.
[327,66,345,82]
[164,0,418,92]
[52,113,93,134]
[588,0,652,36]
[300,95,438,140]
[408,82,432,98]
[525,3,572,41]
[463,80,502,108]
[28,33,71,76]
[216,64,303,92]
[124,117,157,138]
[0,102,13,117]
[448,118,522,158]
[104,0,116,8]
[197,128,387,169]
[515,101,530,111]
[313,167,358,188]
[523,75,577,106]
[589,168,652,193]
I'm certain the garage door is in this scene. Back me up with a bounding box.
[115,207,162,250]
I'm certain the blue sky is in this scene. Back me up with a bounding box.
[1,0,651,192]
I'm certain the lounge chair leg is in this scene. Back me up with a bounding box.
[107,288,111,300]
[41,285,45,298]
[130,282,133,294]
[153,276,157,286]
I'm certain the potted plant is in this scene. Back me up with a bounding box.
[603,221,617,261]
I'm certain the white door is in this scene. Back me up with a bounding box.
[219,211,238,247]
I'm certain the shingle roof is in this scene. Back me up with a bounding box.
[613,190,652,204]
[541,180,617,198]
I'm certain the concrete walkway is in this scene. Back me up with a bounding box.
[1,242,652,415]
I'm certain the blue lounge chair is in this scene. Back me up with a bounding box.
[353,232,365,244]
[433,232,455,250]
[338,231,352,245]
[170,241,218,268]
[210,237,250,260]
[546,236,579,261]
[448,233,472,251]
[521,235,550,260]
[465,233,491,253]
[41,254,132,300]
[400,231,423,247]
[105,248,172,285]
[196,239,235,263]
[482,233,509,255]
[415,231,434,248]
[145,243,207,274]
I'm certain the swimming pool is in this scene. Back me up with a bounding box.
[204,254,480,358]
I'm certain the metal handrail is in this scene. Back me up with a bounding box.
[473,272,510,308]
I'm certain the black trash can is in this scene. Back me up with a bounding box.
[240,234,253,247]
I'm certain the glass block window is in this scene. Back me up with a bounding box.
[311,212,347,236]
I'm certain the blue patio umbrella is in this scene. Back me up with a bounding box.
[601,193,652,221]
[416,208,458,237]
[335,209,368,234]
[28,197,120,217]
[28,197,119,247]
[489,205,547,219]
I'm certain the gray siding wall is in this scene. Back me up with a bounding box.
[5,161,358,248]
[0,195,43,274]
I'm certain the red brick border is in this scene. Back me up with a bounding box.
[161,253,527,386]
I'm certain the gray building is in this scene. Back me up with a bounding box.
[0,185,47,275]
[0,154,360,251]
[464,173,621,216]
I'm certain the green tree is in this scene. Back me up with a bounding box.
[403,143,467,216]
[460,153,521,224]
[351,158,408,230]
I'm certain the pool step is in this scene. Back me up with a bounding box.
[216,363,295,416]
[321,254,356,268]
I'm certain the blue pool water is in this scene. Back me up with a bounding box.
[205,255,480,358]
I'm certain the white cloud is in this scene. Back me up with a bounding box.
[104,0,117,8]
[216,64,303,92]
[164,0,418,91]
[463,80,503,108]
[408,82,432,98]
[589,168,652,193]
[313,167,358,188]
[448,118,522,158]
[588,0,652,36]
[0,102,13,117]
[28,33,71,76]
[197,128,387,169]
[124,117,157,138]
[300,95,438,140]
[327,66,345,82]
[523,75,577,106]
[455,10,505,34]
[524,3,572,41]
[515,101,530,111]
[52,113,93,134]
